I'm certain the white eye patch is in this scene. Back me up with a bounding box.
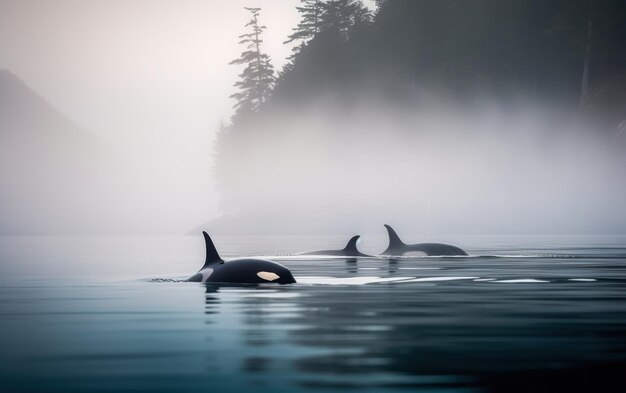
[257,271,280,281]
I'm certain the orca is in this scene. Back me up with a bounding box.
[298,235,372,257]
[187,232,296,284]
[381,224,468,256]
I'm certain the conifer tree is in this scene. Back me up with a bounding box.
[320,0,368,41]
[285,0,324,44]
[548,0,626,107]
[229,7,275,113]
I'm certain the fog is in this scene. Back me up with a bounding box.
[211,96,626,236]
[0,0,300,234]
[1,0,625,235]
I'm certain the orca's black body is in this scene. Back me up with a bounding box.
[187,232,296,284]
[381,225,468,256]
[298,235,372,257]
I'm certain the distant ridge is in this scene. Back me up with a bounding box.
[2,70,75,126]
[0,70,106,234]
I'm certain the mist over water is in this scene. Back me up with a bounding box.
[0,0,299,235]
[2,74,625,235]
[212,97,626,235]
[1,1,625,235]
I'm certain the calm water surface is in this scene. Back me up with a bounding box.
[1,235,625,392]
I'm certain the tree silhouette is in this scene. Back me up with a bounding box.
[214,0,626,217]
[285,0,324,44]
[320,0,369,41]
[548,0,626,107]
[229,7,275,114]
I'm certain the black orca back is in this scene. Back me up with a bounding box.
[382,224,468,256]
[299,235,371,257]
[410,243,468,256]
[207,259,296,284]
[189,232,297,284]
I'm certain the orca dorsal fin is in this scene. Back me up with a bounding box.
[202,231,223,269]
[343,235,361,252]
[384,224,405,249]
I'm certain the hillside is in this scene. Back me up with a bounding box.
[0,70,106,234]
[206,0,626,235]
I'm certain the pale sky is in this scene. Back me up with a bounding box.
[0,1,299,131]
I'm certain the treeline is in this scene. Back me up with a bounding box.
[213,0,626,220]
[230,0,626,119]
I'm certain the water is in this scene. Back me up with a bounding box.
[1,235,626,392]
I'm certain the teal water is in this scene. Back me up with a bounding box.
[1,235,625,392]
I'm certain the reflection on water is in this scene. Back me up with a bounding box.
[0,235,625,392]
